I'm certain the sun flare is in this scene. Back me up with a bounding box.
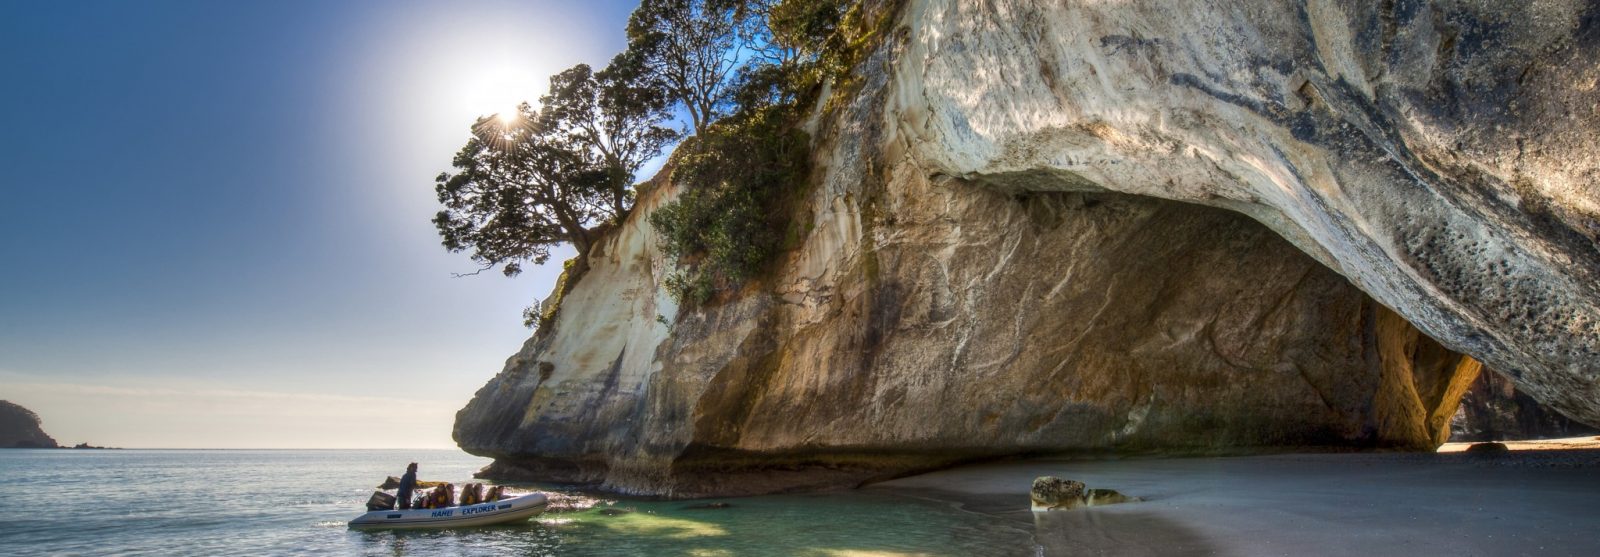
[451,58,540,129]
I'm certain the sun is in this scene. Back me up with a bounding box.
[451,57,540,129]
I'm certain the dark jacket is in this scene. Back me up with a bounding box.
[397,469,418,509]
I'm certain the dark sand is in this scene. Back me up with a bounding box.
[870,438,1600,556]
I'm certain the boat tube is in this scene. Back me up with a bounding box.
[347,493,548,529]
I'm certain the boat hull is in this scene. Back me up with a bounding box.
[348,493,548,529]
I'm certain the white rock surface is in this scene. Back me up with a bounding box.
[454,0,1600,496]
[889,0,1600,424]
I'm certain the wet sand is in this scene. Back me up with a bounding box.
[869,438,1600,556]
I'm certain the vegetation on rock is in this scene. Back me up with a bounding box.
[646,0,852,305]
[432,50,675,279]
[650,104,812,304]
[432,0,860,315]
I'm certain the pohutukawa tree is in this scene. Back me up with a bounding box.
[539,56,678,219]
[437,0,852,298]
[625,0,743,135]
[433,104,607,277]
[433,59,677,277]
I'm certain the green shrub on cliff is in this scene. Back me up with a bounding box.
[650,103,811,304]
[433,0,867,314]
[645,0,859,305]
[522,257,583,331]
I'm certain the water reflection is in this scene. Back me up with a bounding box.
[353,523,565,556]
[1031,508,1214,556]
[2,450,1034,557]
[349,488,1032,557]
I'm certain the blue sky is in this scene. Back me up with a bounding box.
[0,0,642,448]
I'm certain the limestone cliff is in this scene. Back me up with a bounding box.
[1451,368,1600,442]
[456,0,1600,496]
[0,400,59,449]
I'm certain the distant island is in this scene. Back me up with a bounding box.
[1,400,58,448]
[0,400,118,449]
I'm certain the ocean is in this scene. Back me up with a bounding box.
[0,449,1033,556]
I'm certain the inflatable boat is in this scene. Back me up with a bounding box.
[347,493,548,529]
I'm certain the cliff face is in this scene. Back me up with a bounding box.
[0,401,59,449]
[890,0,1600,424]
[1451,368,1600,442]
[456,0,1600,496]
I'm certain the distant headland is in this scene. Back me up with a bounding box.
[0,400,118,449]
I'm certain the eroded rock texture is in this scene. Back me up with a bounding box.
[892,0,1600,424]
[456,0,1600,496]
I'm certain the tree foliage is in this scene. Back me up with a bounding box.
[433,107,603,277]
[539,57,677,218]
[434,0,866,316]
[626,0,743,136]
[433,57,677,278]
[649,104,811,304]
[643,0,852,305]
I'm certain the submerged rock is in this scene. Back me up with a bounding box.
[681,502,733,510]
[1085,488,1138,507]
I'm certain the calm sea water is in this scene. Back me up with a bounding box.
[0,449,1033,556]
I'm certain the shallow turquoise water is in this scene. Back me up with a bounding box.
[0,449,1032,556]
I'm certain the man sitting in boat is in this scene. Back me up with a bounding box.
[396,463,418,510]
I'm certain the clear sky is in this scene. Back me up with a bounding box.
[0,0,642,448]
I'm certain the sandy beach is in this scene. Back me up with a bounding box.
[870,438,1600,556]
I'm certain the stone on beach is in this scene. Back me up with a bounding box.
[1466,442,1510,454]
[1030,476,1086,510]
[1031,476,1140,511]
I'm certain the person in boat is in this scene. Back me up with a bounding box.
[396,462,418,510]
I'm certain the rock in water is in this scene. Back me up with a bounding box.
[1466,442,1510,454]
[0,400,59,449]
[1084,489,1139,507]
[454,0,1600,497]
[1031,478,1140,510]
[681,502,733,510]
[1031,477,1087,511]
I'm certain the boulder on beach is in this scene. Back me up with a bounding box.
[1031,476,1139,511]
[1031,477,1087,510]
